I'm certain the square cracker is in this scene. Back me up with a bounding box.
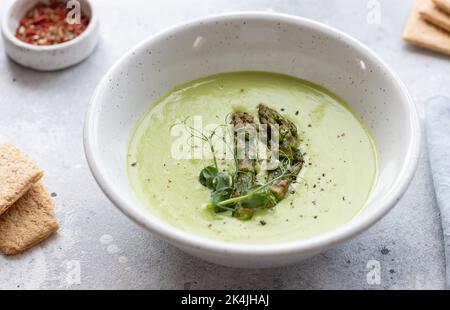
[403,0,450,56]
[420,0,450,33]
[433,0,450,15]
[0,142,43,215]
[0,182,59,255]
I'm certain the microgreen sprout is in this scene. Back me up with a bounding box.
[174,104,305,221]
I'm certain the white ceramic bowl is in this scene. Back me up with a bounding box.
[84,12,421,268]
[1,0,99,71]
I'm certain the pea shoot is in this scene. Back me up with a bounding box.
[180,104,304,221]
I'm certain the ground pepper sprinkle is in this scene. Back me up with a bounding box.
[15,1,89,46]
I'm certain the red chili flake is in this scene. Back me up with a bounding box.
[15,1,89,46]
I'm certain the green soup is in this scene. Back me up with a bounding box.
[128,72,377,244]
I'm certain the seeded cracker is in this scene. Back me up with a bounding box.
[0,142,43,215]
[420,0,450,33]
[404,0,450,56]
[0,182,59,255]
[433,0,450,15]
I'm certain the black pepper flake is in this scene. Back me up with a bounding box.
[131,162,137,167]
[260,220,267,226]
[295,111,299,116]
[281,108,285,112]
[313,216,318,219]
[308,124,312,127]
[51,192,57,197]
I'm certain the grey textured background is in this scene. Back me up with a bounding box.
[0,0,449,290]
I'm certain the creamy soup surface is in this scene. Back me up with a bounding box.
[128,72,378,244]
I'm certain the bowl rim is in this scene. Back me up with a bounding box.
[84,12,421,257]
[1,0,98,51]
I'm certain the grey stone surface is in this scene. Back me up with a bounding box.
[0,0,448,290]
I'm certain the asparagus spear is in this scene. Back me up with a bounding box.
[231,112,257,196]
[197,104,305,220]
[258,104,304,201]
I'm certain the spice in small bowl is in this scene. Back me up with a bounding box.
[1,0,99,71]
[15,1,89,46]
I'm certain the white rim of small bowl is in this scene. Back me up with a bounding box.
[84,12,421,257]
[2,0,98,51]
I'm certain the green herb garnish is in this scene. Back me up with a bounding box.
[180,104,304,221]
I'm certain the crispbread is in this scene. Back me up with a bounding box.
[403,0,450,56]
[420,0,450,33]
[0,182,59,255]
[0,142,43,215]
[433,0,450,15]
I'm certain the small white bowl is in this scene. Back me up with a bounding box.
[84,12,421,268]
[1,0,99,71]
